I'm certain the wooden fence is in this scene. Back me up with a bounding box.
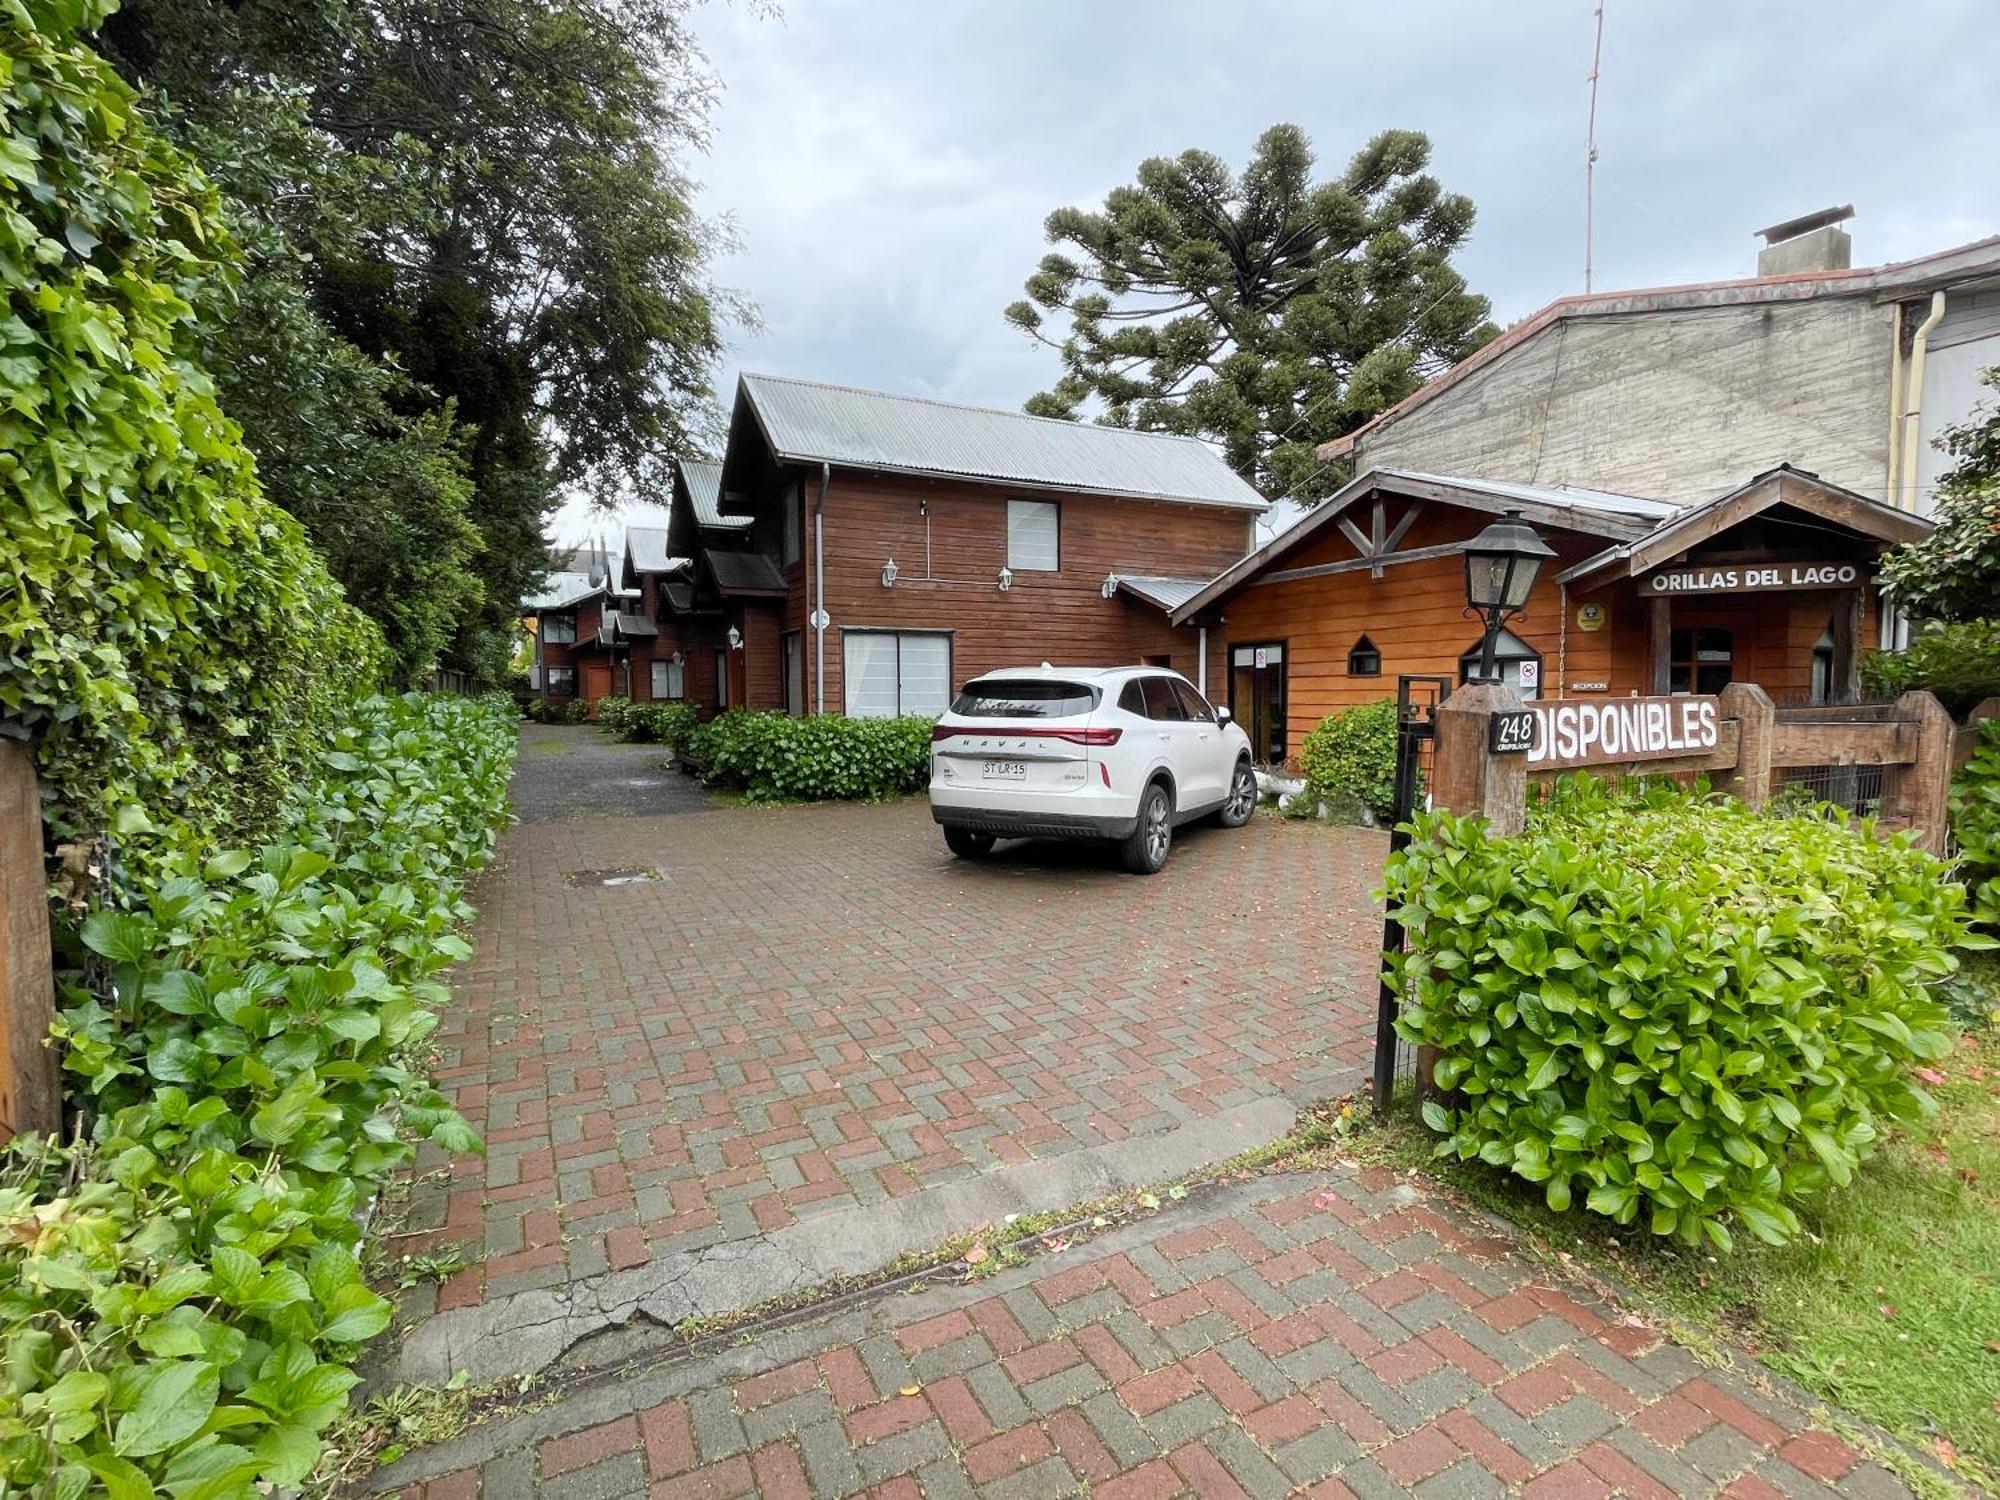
[1433,682,1974,855]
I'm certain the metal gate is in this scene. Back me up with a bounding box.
[1372,675,1450,1112]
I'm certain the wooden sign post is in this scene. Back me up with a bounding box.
[0,743,58,1141]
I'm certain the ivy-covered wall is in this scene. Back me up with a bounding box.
[0,0,383,862]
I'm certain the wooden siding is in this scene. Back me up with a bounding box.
[1215,501,1882,761]
[779,469,1250,711]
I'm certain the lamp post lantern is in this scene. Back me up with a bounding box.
[1462,509,1555,684]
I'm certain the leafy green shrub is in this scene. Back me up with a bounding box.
[1,694,514,1497]
[1952,719,2000,925]
[594,695,636,734]
[688,711,932,801]
[591,697,699,755]
[1299,699,1401,821]
[2,0,385,860]
[1384,776,1972,1251]
[1861,620,2000,718]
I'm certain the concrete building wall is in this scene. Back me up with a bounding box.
[1351,298,1895,508]
[1914,291,2000,516]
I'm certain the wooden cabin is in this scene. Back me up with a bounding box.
[1168,466,1933,767]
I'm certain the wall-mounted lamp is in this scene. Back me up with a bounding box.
[727,625,743,651]
[881,558,898,588]
[1100,572,1120,600]
[670,650,685,667]
[997,567,1014,593]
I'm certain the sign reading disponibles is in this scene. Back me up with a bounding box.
[1638,560,1861,596]
[1526,695,1721,770]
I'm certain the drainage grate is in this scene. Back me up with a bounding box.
[567,867,664,887]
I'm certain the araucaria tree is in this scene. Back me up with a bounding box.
[1006,125,1497,502]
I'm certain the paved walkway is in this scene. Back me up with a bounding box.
[509,723,716,823]
[390,732,1383,1384]
[373,1162,1910,1498]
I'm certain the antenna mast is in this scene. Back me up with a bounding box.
[1584,0,1606,292]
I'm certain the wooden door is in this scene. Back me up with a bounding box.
[581,660,613,705]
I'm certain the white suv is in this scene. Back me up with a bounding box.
[929,665,1258,874]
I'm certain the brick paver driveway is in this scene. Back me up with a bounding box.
[376,1162,1909,1498]
[394,727,1383,1383]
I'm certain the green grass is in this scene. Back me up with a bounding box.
[1355,992,2000,1492]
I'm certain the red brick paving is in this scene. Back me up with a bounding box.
[378,1172,1903,1499]
[408,756,1381,1301]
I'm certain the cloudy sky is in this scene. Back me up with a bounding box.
[553,0,1999,546]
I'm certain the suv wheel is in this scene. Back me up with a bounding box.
[1217,759,1257,828]
[1120,782,1173,874]
[944,827,995,860]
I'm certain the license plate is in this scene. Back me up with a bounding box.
[982,759,1027,780]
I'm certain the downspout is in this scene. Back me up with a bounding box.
[814,462,829,714]
[1888,292,1946,651]
[1899,291,1946,512]
[1197,626,1208,696]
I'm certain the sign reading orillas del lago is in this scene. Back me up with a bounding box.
[1525,695,1722,771]
[1638,560,1860,596]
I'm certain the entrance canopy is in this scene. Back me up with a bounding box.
[1554,465,1931,594]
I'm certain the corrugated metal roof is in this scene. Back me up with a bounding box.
[1380,469,1678,524]
[522,571,601,611]
[624,527,684,575]
[707,550,787,594]
[678,458,749,530]
[1114,575,1210,612]
[739,373,1267,511]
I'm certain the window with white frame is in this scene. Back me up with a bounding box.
[650,657,684,700]
[844,631,950,718]
[542,613,576,644]
[1006,500,1059,572]
[546,666,577,697]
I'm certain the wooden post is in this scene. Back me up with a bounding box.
[1648,595,1672,695]
[1712,682,1775,808]
[1831,588,1863,706]
[1430,681,1530,836]
[1880,690,1957,855]
[1953,696,2000,775]
[0,742,59,1141]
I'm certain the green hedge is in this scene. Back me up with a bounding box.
[688,711,932,801]
[595,696,700,755]
[1,694,514,1497]
[1299,698,1400,821]
[1953,718,2000,925]
[2,0,384,860]
[1861,619,2000,718]
[1384,777,1973,1251]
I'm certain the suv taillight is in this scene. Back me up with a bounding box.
[931,725,1122,746]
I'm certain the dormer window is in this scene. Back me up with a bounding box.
[1347,635,1381,676]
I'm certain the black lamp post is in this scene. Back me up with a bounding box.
[1463,509,1555,684]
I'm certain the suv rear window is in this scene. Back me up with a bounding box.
[952,679,1100,717]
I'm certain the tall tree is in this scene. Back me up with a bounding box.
[96,0,737,681]
[1006,125,1497,503]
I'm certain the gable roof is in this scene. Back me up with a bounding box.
[622,526,686,580]
[1556,464,1932,589]
[733,373,1266,511]
[677,457,748,530]
[522,570,601,612]
[1167,468,1672,625]
[1320,234,2000,463]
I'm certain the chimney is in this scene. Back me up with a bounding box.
[1755,205,1854,276]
